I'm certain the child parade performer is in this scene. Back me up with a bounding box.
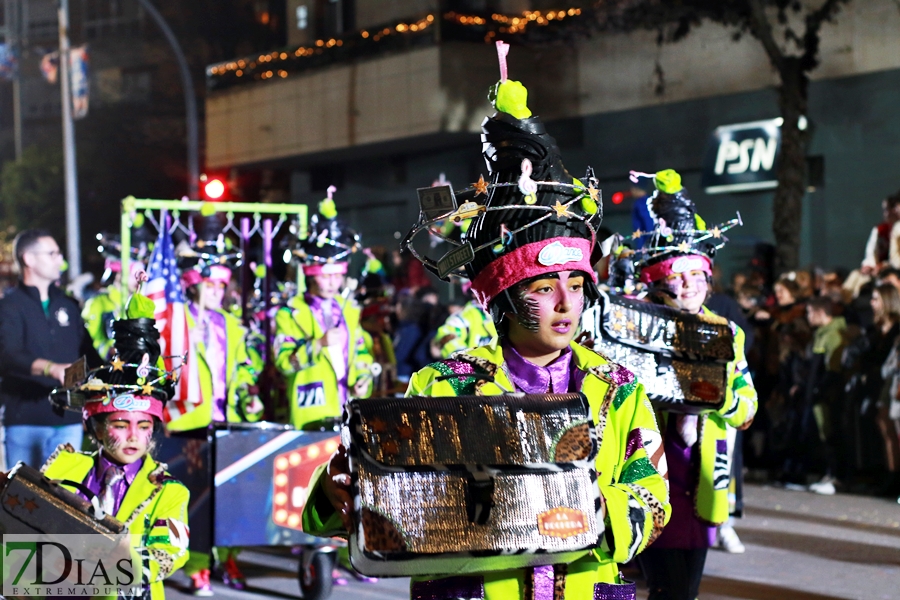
[302,44,670,600]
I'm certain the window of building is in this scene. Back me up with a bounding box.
[80,0,143,40]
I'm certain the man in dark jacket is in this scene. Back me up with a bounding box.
[0,229,102,467]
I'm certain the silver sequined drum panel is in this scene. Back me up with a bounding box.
[357,466,600,554]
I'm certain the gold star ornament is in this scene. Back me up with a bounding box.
[678,241,691,253]
[711,226,722,239]
[141,383,154,396]
[552,201,572,218]
[111,356,125,372]
[632,229,643,239]
[588,185,600,202]
[472,175,488,197]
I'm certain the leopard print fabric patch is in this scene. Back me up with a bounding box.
[362,507,409,552]
[553,423,592,461]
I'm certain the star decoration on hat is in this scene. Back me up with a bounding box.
[632,229,643,239]
[678,241,691,253]
[142,383,154,396]
[552,201,573,218]
[111,356,125,372]
[711,226,722,239]
[588,185,600,202]
[472,175,488,197]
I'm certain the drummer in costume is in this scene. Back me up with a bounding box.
[83,229,153,359]
[168,224,262,595]
[274,191,374,431]
[303,46,670,600]
[44,285,190,600]
[626,170,757,600]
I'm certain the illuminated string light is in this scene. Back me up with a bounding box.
[206,7,582,87]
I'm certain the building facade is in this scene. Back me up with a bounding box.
[205,0,900,279]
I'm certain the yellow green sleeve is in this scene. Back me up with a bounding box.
[301,463,346,538]
[720,325,758,428]
[596,382,670,564]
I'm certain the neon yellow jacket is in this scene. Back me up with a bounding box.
[302,341,670,598]
[274,295,373,429]
[42,446,190,600]
[82,287,123,360]
[165,307,261,432]
[656,315,758,525]
[434,301,497,358]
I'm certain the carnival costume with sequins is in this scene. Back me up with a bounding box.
[274,195,374,429]
[626,170,758,537]
[302,50,670,600]
[45,302,190,600]
[165,220,260,432]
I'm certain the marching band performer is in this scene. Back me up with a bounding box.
[627,170,758,600]
[303,49,670,600]
[167,227,262,595]
[274,192,374,431]
[44,288,190,600]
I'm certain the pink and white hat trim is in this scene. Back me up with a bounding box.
[181,264,232,287]
[82,394,165,421]
[639,254,712,284]
[470,237,597,308]
[303,262,348,276]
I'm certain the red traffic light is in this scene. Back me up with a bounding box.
[204,178,226,200]
[611,191,625,205]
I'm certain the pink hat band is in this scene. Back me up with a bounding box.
[82,394,165,421]
[470,237,597,308]
[182,264,232,287]
[303,262,348,276]
[640,254,713,284]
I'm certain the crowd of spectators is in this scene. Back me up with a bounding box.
[724,254,900,501]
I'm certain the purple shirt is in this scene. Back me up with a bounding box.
[501,343,585,394]
[190,305,229,421]
[80,454,144,517]
[306,294,350,407]
[650,418,717,549]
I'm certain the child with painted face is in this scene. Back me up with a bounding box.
[43,313,190,600]
[303,56,670,600]
[632,170,758,600]
[274,192,374,432]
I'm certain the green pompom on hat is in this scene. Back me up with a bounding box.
[654,169,683,194]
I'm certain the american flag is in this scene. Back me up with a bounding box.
[145,219,195,422]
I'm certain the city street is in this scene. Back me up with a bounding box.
[164,483,900,600]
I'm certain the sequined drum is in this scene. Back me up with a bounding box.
[0,462,126,537]
[583,292,734,414]
[345,393,604,577]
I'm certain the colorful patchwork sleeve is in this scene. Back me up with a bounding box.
[719,325,758,429]
[274,306,319,375]
[596,377,671,565]
[349,324,374,399]
[138,481,190,584]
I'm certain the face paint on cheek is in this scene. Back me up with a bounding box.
[101,425,127,453]
[512,284,541,332]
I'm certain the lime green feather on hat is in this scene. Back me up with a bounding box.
[490,80,532,120]
[319,197,337,220]
[654,169,682,194]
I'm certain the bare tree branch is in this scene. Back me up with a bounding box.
[746,0,786,71]
[801,0,850,69]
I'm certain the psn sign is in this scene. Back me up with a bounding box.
[701,118,783,194]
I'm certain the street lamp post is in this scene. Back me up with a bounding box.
[134,0,199,200]
[58,0,81,277]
